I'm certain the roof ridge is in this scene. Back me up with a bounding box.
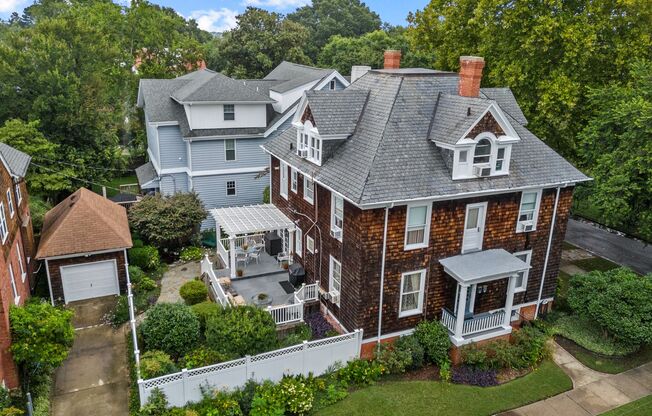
[81,190,129,243]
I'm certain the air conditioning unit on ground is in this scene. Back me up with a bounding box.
[330,228,342,239]
[473,165,492,178]
[297,147,308,158]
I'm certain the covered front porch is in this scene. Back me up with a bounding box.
[211,204,297,279]
[439,249,530,346]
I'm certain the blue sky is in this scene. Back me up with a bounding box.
[0,1,430,30]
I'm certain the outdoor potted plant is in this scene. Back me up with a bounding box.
[236,268,244,277]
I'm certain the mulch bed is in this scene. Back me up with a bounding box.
[399,365,441,381]
[496,367,530,384]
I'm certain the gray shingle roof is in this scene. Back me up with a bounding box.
[135,161,157,187]
[0,143,31,177]
[428,94,496,145]
[481,88,528,125]
[138,78,189,123]
[262,71,589,207]
[171,70,273,103]
[305,89,369,136]
[264,61,333,93]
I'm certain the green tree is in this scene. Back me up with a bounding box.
[407,0,652,158]
[318,28,430,75]
[577,60,652,241]
[288,0,382,60]
[207,7,312,79]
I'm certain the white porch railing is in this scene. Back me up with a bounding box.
[267,302,303,325]
[216,239,229,268]
[441,308,505,336]
[201,255,231,307]
[294,283,318,303]
[219,233,266,252]
[138,329,364,408]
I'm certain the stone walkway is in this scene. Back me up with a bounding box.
[157,261,201,303]
[501,343,652,416]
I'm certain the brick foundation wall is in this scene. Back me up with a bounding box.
[46,250,127,305]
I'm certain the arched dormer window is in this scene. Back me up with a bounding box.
[473,138,491,165]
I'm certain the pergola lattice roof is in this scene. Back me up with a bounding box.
[211,204,295,236]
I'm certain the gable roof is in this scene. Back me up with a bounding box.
[171,70,274,103]
[36,188,132,258]
[428,94,498,145]
[262,70,589,207]
[264,61,334,93]
[480,88,528,125]
[0,143,31,178]
[302,89,369,136]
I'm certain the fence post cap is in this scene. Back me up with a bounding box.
[137,379,144,384]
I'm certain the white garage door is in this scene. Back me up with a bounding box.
[60,260,119,303]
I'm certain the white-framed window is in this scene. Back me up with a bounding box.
[224,139,236,161]
[309,135,322,164]
[15,183,21,206]
[6,189,14,218]
[290,168,298,193]
[223,104,235,121]
[511,307,521,322]
[303,177,314,204]
[16,240,25,281]
[399,269,426,317]
[226,181,236,196]
[8,263,19,305]
[459,150,468,164]
[0,203,7,244]
[329,79,336,90]
[295,228,303,257]
[329,256,342,306]
[280,162,288,199]
[404,203,431,250]
[495,146,506,172]
[306,235,315,254]
[513,250,532,292]
[516,190,542,232]
[331,194,343,239]
[473,138,492,165]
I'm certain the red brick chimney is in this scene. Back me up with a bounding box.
[458,56,485,97]
[384,50,402,70]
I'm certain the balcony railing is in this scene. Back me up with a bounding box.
[441,308,505,337]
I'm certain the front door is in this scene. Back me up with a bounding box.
[463,202,487,253]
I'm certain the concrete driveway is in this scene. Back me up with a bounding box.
[51,296,130,416]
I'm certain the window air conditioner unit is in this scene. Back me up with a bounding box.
[473,165,492,178]
[297,147,308,158]
[330,229,342,239]
[520,220,534,232]
[328,291,340,304]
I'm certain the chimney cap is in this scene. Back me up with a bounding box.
[460,56,485,62]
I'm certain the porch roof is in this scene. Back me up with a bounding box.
[211,204,295,236]
[440,249,530,284]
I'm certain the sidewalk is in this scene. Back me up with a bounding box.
[501,343,652,416]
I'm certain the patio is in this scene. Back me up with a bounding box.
[228,272,296,307]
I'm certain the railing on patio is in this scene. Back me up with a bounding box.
[267,302,303,325]
[201,255,231,307]
[216,239,230,269]
[294,283,318,303]
[441,308,505,336]
[219,233,266,252]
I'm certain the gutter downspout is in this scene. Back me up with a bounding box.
[377,205,390,345]
[535,187,561,319]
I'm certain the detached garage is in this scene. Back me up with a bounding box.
[36,188,133,305]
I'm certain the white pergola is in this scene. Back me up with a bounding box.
[211,204,296,278]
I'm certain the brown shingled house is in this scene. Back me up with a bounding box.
[36,188,133,305]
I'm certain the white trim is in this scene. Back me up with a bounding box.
[8,263,19,305]
[148,121,179,127]
[306,235,315,254]
[45,259,54,306]
[6,189,14,218]
[0,202,7,244]
[330,194,343,241]
[513,250,532,292]
[404,203,432,250]
[280,161,289,200]
[328,255,342,307]
[186,133,265,140]
[303,176,314,204]
[160,166,268,178]
[224,139,237,161]
[60,259,120,304]
[449,326,513,347]
[462,202,487,253]
[365,328,415,343]
[536,187,561,319]
[16,240,25,282]
[290,168,298,193]
[15,183,22,206]
[39,248,129,261]
[516,189,542,233]
[264,103,300,138]
[147,148,161,173]
[226,180,237,197]
[398,269,426,318]
[314,71,350,91]
[295,227,303,258]
[457,104,520,143]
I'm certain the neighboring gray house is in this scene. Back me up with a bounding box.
[136,61,348,228]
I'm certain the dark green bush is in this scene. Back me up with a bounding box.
[136,277,157,293]
[180,246,203,262]
[250,376,313,416]
[336,359,384,387]
[133,239,144,248]
[413,320,451,366]
[374,343,413,374]
[128,246,160,271]
[280,323,312,347]
[140,350,178,379]
[191,301,222,333]
[394,335,425,369]
[128,265,146,284]
[110,295,130,326]
[138,388,168,416]
[205,306,277,357]
[179,280,207,305]
[513,325,550,367]
[182,346,230,369]
[140,303,200,358]
[461,343,492,369]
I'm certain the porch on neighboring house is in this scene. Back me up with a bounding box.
[210,204,297,280]
[439,249,530,346]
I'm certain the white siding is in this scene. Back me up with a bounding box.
[187,104,267,130]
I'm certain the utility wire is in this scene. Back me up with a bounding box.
[31,155,134,173]
[30,162,125,193]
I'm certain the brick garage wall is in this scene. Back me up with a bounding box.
[46,250,127,305]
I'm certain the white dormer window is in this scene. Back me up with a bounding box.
[296,120,322,165]
[329,80,336,90]
[495,147,506,172]
[451,132,514,180]
[309,135,321,164]
[473,138,491,165]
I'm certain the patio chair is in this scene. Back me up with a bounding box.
[248,247,262,264]
[236,252,247,268]
[277,252,290,267]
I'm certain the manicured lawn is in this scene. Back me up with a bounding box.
[316,361,571,416]
[573,257,620,273]
[556,336,652,374]
[601,394,652,416]
[91,174,138,197]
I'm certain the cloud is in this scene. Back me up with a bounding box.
[189,8,239,33]
[242,0,311,10]
[0,0,28,13]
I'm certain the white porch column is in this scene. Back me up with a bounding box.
[503,275,517,329]
[454,283,469,341]
[229,235,236,279]
[288,228,295,264]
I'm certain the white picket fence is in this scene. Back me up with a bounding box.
[201,256,231,307]
[138,329,363,408]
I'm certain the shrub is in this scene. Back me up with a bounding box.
[234,380,259,415]
[250,376,314,416]
[280,323,312,347]
[374,343,413,374]
[205,306,277,357]
[180,247,203,262]
[179,280,208,305]
[461,343,490,369]
[394,335,425,369]
[567,268,652,347]
[249,381,285,416]
[0,408,23,416]
[138,388,168,416]
[0,386,10,409]
[203,392,243,416]
[10,301,74,376]
[140,303,200,358]
[191,302,221,333]
[304,312,335,339]
[110,295,130,326]
[129,193,207,251]
[129,265,146,284]
[493,340,524,370]
[413,320,451,365]
[513,325,550,367]
[337,359,384,387]
[552,314,637,356]
[140,350,178,379]
[182,346,229,369]
[136,277,157,293]
[451,366,498,387]
[129,246,160,271]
